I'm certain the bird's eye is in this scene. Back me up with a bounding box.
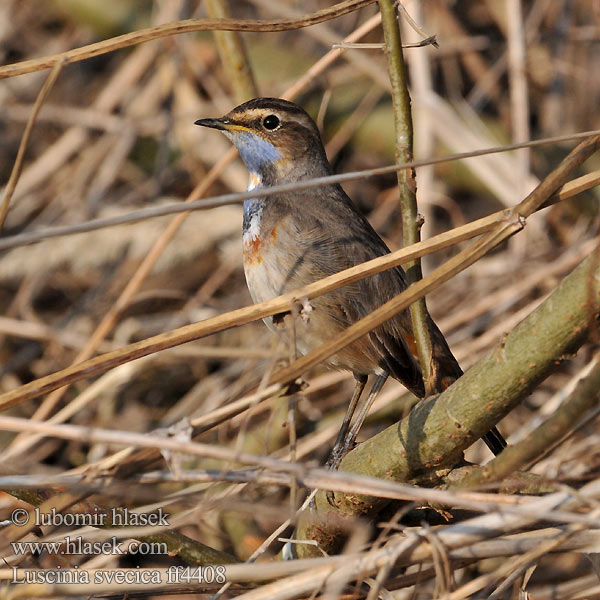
[262,114,280,130]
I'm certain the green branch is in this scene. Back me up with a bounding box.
[378,0,434,392]
[457,348,600,489]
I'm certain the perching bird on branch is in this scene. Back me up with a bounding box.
[196,97,506,465]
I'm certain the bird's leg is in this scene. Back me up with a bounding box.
[328,373,389,471]
[326,373,367,470]
[326,373,389,507]
[340,373,388,461]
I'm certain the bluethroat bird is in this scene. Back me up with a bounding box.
[196,98,506,464]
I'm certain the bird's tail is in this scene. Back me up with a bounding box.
[482,426,507,456]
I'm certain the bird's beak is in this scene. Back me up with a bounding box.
[194,117,229,131]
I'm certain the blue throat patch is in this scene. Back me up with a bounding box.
[232,132,280,234]
[233,131,281,173]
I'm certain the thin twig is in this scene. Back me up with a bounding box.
[396,1,439,47]
[0,0,375,79]
[379,0,435,393]
[0,60,64,229]
[332,36,437,49]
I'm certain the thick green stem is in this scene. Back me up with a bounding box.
[378,0,434,393]
[457,348,600,489]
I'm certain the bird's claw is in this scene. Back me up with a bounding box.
[326,489,336,507]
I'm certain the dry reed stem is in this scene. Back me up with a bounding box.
[506,0,531,183]
[2,416,599,523]
[271,220,523,389]
[0,208,528,411]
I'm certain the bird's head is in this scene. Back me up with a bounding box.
[195,98,331,186]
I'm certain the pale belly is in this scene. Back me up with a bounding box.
[242,211,318,357]
[244,255,281,331]
[243,230,293,337]
[243,242,372,371]
[242,200,280,315]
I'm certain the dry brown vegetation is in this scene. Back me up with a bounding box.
[0,1,599,598]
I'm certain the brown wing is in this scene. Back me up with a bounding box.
[268,185,426,396]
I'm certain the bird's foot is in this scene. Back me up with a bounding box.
[326,435,356,471]
[326,489,336,507]
[325,440,356,507]
[325,445,345,472]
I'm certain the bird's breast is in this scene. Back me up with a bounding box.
[242,198,283,303]
[243,198,272,264]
